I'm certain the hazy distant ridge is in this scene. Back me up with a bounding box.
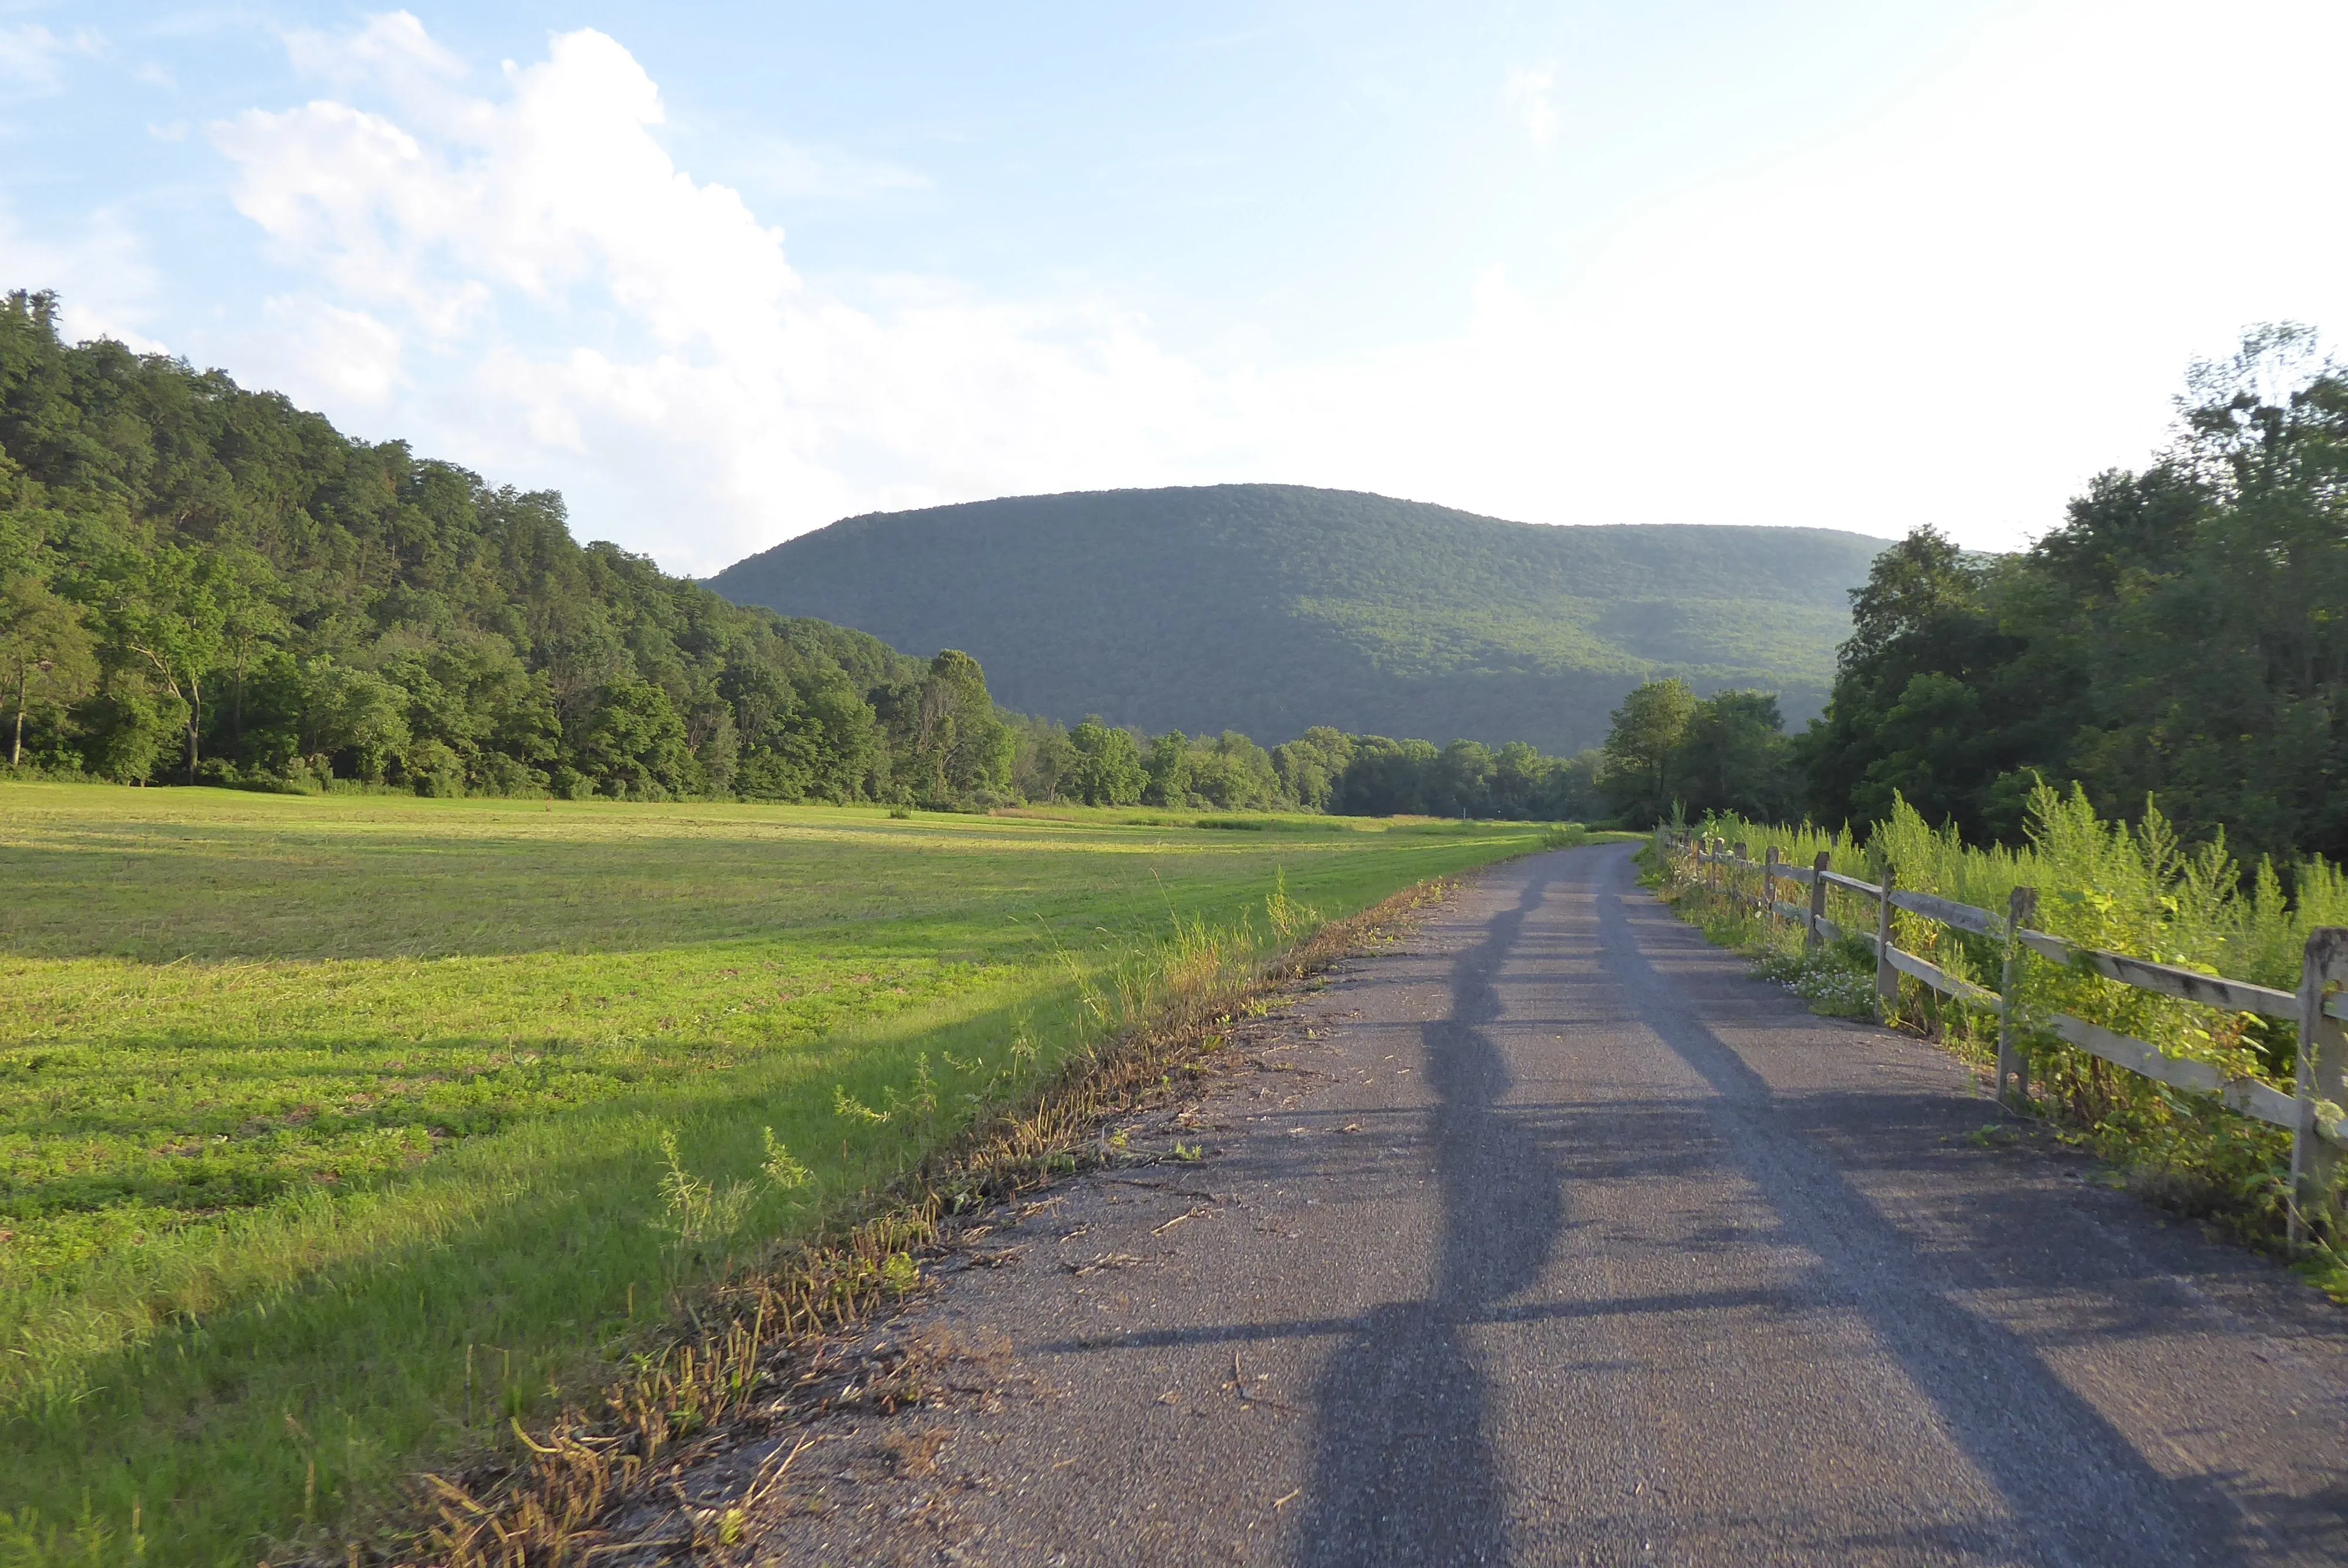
[708,484,1887,753]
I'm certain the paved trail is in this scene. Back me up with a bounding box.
[694,842,2348,1565]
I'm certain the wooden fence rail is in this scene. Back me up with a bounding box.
[1655,829,2348,1242]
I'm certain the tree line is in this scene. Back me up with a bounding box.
[0,290,1617,819]
[1593,327,2348,867]
[0,290,1024,807]
[1003,717,1605,818]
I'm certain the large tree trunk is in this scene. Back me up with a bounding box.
[10,668,23,767]
[184,674,202,784]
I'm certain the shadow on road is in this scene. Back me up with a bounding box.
[1297,866,1567,1567]
[1026,846,2347,1566]
[1588,851,2319,1568]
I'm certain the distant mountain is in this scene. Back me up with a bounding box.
[707,485,1888,755]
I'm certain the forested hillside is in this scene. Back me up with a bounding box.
[707,485,1886,755]
[0,290,1023,807]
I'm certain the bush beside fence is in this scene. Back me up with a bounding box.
[1654,784,2348,1245]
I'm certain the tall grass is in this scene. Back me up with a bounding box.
[1664,783,2348,1251]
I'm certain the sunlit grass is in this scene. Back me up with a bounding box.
[0,782,1559,1564]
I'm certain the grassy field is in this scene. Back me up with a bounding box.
[0,782,1566,1564]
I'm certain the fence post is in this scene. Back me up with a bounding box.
[1998,886,2037,1111]
[1807,851,1829,950]
[1874,863,1898,1023]
[2290,928,2348,1246]
[1732,842,1748,908]
[1763,846,1780,933]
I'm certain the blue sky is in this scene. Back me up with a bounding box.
[6,2,2347,572]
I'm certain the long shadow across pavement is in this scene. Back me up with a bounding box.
[1588,853,2296,1566]
[1296,864,1570,1566]
[1283,845,2330,1566]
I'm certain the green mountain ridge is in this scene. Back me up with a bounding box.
[708,484,1888,754]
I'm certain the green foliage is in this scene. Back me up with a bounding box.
[0,570,93,766]
[1598,678,1794,827]
[1265,730,1602,820]
[653,1127,764,1263]
[1268,725,1348,810]
[565,677,694,799]
[1064,716,1147,805]
[758,1127,812,1192]
[1799,326,2348,863]
[709,483,1883,755]
[1600,677,1695,824]
[872,650,1015,808]
[1151,729,1284,810]
[1679,783,2348,1237]
[0,289,986,806]
[1673,691,1796,823]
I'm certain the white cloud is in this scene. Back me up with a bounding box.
[211,20,1249,571]
[247,295,404,407]
[1502,66,1558,148]
[0,23,99,92]
[728,137,930,201]
[285,10,464,95]
[0,203,164,351]
[199,2,2348,574]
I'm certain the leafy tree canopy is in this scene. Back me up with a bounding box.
[0,289,1018,806]
[1595,678,1795,829]
[1794,325,2348,864]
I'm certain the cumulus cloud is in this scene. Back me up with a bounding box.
[211,18,1247,571]
[243,295,405,407]
[284,11,464,95]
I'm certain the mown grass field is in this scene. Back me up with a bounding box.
[0,782,1566,1564]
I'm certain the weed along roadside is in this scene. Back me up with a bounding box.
[410,869,1496,1565]
[1647,785,2348,1292]
[0,782,1594,1564]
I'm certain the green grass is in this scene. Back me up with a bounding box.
[0,783,1565,1564]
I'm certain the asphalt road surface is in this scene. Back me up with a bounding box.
[671,841,2348,1566]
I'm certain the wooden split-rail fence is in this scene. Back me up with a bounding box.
[1658,829,2348,1242]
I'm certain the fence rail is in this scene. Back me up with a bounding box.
[1658,829,2348,1242]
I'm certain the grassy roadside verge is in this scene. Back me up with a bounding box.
[413,868,1489,1566]
[0,783,1585,1564]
